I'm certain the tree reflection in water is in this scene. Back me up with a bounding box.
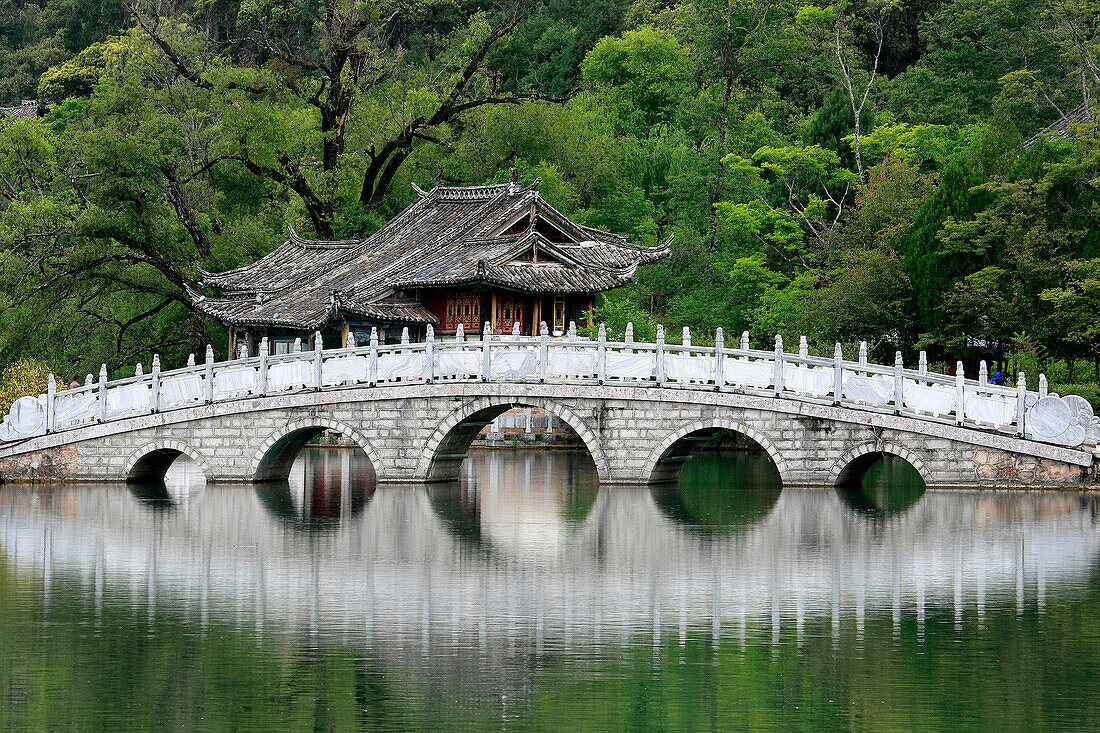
[837,454,927,517]
[254,446,375,529]
[653,450,783,534]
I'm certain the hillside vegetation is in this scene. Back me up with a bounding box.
[0,0,1098,389]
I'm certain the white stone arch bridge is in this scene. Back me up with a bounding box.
[0,325,1095,488]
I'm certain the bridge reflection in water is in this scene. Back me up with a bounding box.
[3,447,1098,650]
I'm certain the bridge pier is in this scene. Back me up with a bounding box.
[0,383,1093,489]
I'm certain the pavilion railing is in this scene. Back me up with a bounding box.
[2,321,1097,450]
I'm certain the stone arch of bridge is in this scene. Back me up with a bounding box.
[642,418,793,486]
[125,439,210,483]
[828,441,931,488]
[251,418,381,482]
[416,397,612,483]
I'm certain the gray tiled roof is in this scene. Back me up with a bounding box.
[1024,101,1095,149]
[194,181,672,329]
[0,100,39,119]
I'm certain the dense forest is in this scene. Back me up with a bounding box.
[0,0,1098,399]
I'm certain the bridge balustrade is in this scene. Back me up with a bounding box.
[1,321,1097,450]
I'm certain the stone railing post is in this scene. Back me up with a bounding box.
[539,322,549,382]
[833,344,844,406]
[567,321,577,345]
[978,360,988,387]
[714,327,725,390]
[1016,373,1027,436]
[481,322,492,381]
[773,334,785,396]
[655,325,666,385]
[369,327,379,385]
[187,354,195,367]
[893,351,904,414]
[740,331,750,357]
[99,364,109,422]
[313,331,323,390]
[258,338,269,396]
[424,325,435,382]
[954,361,966,426]
[597,324,607,384]
[682,326,691,348]
[918,351,928,382]
[858,341,868,374]
[401,327,410,347]
[46,374,56,433]
[456,323,465,343]
[293,337,302,353]
[151,355,161,412]
[799,336,809,359]
[204,346,214,404]
[238,342,248,360]
[1039,373,1048,398]
[624,322,634,354]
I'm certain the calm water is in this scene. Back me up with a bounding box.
[2,448,1100,731]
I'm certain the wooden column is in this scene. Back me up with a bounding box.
[491,291,499,334]
[531,297,541,337]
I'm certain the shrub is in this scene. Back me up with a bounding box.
[1052,383,1100,411]
[0,359,52,414]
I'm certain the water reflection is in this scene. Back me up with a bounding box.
[254,447,375,528]
[430,449,599,555]
[128,456,207,512]
[2,448,1100,729]
[838,454,927,517]
[653,450,782,534]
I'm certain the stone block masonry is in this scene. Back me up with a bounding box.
[0,382,1093,488]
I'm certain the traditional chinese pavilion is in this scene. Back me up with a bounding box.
[193,178,672,355]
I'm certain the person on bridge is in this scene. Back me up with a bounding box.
[990,371,1006,386]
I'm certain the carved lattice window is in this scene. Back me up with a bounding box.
[497,294,525,333]
[445,292,481,331]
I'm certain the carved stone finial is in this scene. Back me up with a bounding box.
[895,351,904,368]
[293,337,302,352]
[625,323,634,343]
[400,327,409,345]
[741,331,750,350]
[100,364,108,379]
[834,343,843,359]
[206,345,215,362]
[456,323,465,342]
[512,321,521,337]
[656,324,665,341]
[978,360,988,385]
[540,321,549,336]
[1039,373,1048,398]
[774,334,783,352]
[715,327,724,346]
[370,327,379,346]
[598,323,607,340]
[682,326,691,347]
[315,331,324,351]
[799,335,809,357]
[187,354,196,367]
[135,363,143,377]
[347,331,357,348]
[426,324,434,342]
[152,354,161,372]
